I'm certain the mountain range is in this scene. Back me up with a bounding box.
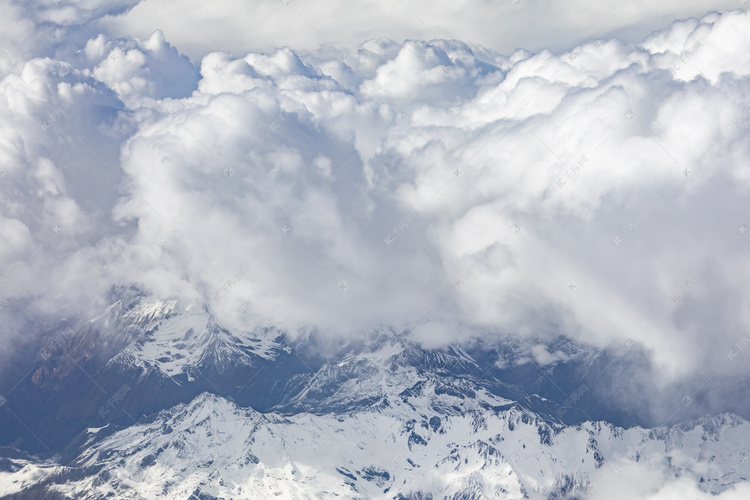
[0,286,748,499]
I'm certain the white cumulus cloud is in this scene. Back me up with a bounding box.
[2,0,750,428]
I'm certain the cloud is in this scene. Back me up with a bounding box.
[0,2,34,78]
[0,16,196,339]
[30,0,140,27]
[100,0,742,62]
[588,460,750,499]
[530,344,570,366]
[86,10,750,393]
[86,30,199,107]
[2,0,750,426]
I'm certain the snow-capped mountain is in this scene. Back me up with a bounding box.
[1,289,749,499]
[104,297,283,379]
[0,287,300,455]
[3,392,749,499]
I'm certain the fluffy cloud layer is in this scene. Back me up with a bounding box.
[103,9,750,382]
[100,0,743,61]
[2,2,750,423]
[589,461,750,500]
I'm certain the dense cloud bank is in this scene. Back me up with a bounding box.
[2,2,750,427]
[100,0,742,60]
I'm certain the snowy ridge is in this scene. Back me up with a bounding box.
[0,458,61,498]
[273,336,514,416]
[6,296,750,499]
[26,392,749,500]
[97,294,285,378]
